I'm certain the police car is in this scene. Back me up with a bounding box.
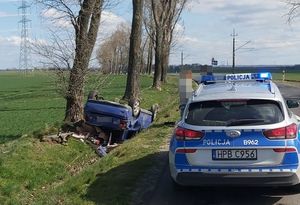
[169,72,300,187]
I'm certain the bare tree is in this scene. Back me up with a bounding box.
[96,23,130,74]
[286,0,300,22]
[149,0,187,89]
[123,0,144,102]
[37,0,105,122]
[143,1,155,75]
[32,29,75,97]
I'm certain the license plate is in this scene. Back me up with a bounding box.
[96,116,112,123]
[212,149,257,160]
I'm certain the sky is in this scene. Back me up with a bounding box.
[0,0,300,69]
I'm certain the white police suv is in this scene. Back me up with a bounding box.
[169,73,300,186]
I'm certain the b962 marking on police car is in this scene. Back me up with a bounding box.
[243,139,259,145]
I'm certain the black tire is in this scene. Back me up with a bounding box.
[150,104,159,122]
[88,90,98,100]
[130,99,141,117]
[171,177,185,190]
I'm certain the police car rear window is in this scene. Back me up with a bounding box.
[185,99,284,126]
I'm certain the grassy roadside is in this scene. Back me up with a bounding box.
[272,72,300,81]
[0,73,179,205]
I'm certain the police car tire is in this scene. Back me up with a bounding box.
[171,178,185,190]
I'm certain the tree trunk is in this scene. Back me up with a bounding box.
[65,61,85,122]
[64,0,103,122]
[146,36,153,75]
[123,0,144,101]
[152,29,163,90]
[161,42,170,83]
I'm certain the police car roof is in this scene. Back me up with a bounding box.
[193,81,280,102]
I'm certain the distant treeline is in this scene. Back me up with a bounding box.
[168,64,300,74]
[2,64,300,74]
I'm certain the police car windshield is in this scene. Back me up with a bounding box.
[185,99,284,127]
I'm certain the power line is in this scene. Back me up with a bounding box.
[19,0,31,72]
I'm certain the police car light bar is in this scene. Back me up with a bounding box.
[225,73,272,81]
[200,72,272,84]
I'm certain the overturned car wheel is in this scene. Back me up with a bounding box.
[88,90,104,100]
[129,98,141,117]
[150,103,159,122]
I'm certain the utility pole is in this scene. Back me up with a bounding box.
[19,0,31,72]
[231,29,251,74]
[231,29,237,73]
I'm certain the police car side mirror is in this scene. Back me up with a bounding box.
[286,100,299,108]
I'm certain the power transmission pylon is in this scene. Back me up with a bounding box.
[19,0,31,72]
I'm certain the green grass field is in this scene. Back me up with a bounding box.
[1,70,299,205]
[0,72,155,144]
[0,72,64,143]
[0,71,179,205]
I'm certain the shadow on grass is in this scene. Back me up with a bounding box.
[84,153,160,205]
[150,121,176,129]
[0,135,22,144]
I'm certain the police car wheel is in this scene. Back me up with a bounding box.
[171,178,185,190]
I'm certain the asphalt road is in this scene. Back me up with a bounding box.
[147,82,300,205]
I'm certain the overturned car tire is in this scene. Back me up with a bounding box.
[129,98,141,117]
[150,103,159,122]
[88,90,104,101]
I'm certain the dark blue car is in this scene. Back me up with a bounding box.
[84,98,155,141]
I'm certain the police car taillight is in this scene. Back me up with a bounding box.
[176,148,197,153]
[263,123,297,139]
[273,147,297,153]
[175,127,204,140]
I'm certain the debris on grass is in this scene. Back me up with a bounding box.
[40,121,120,157]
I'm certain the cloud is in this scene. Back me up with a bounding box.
[0,11,18,18]
[41,8,128,35]
[41,8,72,28]
[0,35,48,47]
[99,11,128,37]
[0,0,19,3]
[189,0,296,29]
[0,35,21,46]
[174,0,300,65]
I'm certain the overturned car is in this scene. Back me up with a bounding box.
[84,91,157,142]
